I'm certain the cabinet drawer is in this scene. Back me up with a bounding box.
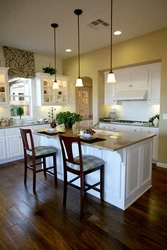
[142,127,158,134]
[123,126,142,132]
[5,127,20,136]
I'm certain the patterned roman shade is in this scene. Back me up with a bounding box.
[3,46,35,78]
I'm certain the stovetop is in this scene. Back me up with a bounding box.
[112,120,149,126]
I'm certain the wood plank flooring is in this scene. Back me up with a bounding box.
[0,160,167,250]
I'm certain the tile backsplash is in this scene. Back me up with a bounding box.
[113,101,160,121]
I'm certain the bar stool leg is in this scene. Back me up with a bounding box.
[43,157,47,178]
[53,153,57,185]
[100,166,104,201]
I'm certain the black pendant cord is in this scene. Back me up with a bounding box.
[74,9,83,79]
[54,27,57,81]
[110,0,113,73]
[51,23,58,82]
[77,14,80,78]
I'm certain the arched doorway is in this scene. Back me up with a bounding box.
[76,77,93,125]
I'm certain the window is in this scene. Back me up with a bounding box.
[9,77,32,117]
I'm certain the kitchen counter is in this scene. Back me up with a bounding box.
[34,127,155,210]
[34,127,155,152]
[0,122,50,129]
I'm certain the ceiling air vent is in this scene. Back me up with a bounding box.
[87,19,109,30]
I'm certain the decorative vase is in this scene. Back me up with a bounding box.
[153,118,159,126]
[65,123,73,129]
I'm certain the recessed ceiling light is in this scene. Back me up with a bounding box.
[66,49,72,52]
[114,30,122,35]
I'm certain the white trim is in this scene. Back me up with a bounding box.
[156,162,167,169]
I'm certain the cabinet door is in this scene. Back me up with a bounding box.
[131,66,148,89]
[115,65,148,92]
[0,67,9,105]
[148,64,161,103]
[140,139,152,186]
[104,72,117,105]
[36,72,68,106]
[115,68,131,91]
[6,135,22,158]
[126,143,141,198]
[6,128,23,159]
[0,129,7,162]
[142,127,158,162]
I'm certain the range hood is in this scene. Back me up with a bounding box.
[113,89,148,101]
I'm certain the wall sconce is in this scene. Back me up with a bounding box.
[74,9,83,87]
[51,23,59,89]
[107,0,116,83]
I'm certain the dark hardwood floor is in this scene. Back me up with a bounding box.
[0,160,167,250]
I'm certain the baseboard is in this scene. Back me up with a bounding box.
[156,162,167,169]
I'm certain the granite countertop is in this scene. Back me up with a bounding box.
[0,122,50,129]
[34,127,156,152]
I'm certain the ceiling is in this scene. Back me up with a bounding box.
[0,0,167,60]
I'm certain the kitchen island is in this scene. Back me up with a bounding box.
[35,128,155,210]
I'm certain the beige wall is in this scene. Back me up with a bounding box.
[62,28,167,165]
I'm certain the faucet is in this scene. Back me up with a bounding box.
[92,122,99,129]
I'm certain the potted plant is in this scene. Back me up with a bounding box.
[149,114,160,126]
[16,106,24,119]
[56,111,82,129]
[42,65,55,75]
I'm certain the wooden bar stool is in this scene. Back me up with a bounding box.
[59,134,105,217]
[20,128,57,193]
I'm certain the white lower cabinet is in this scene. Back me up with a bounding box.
[126,143,141,199]
[0,129,7,162]
[5,127,23,160]
[99,122,122,131]
[141,127,158,162]
[99,123,111,130]
[125,139,152,208]
[0,124,48,164]
[99,122,158,162]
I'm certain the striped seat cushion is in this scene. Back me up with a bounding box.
[26,146,57,157]
[68,155,105,171]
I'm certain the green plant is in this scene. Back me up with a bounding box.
[149,114,160,125]
[56,111,82,128]
[10,105,17,116]
[16,106,24,119]
[43,66,55,75]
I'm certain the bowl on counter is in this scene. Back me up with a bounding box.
[80,132,93,139]
[47,127,56,133]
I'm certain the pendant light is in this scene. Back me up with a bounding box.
[106,0,116,83]
[74,9,83,87]
[51,23,59,89]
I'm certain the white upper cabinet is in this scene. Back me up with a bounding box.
[115,68,131,90]
[148,63,161,104]
[36,72,68,106]
[115,65,148,91]
[104,63,161,104]
[0,67,9,105]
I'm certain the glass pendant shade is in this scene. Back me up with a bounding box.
[75,77,83,87]
[52,80,59,89]
[107,71,116,83]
